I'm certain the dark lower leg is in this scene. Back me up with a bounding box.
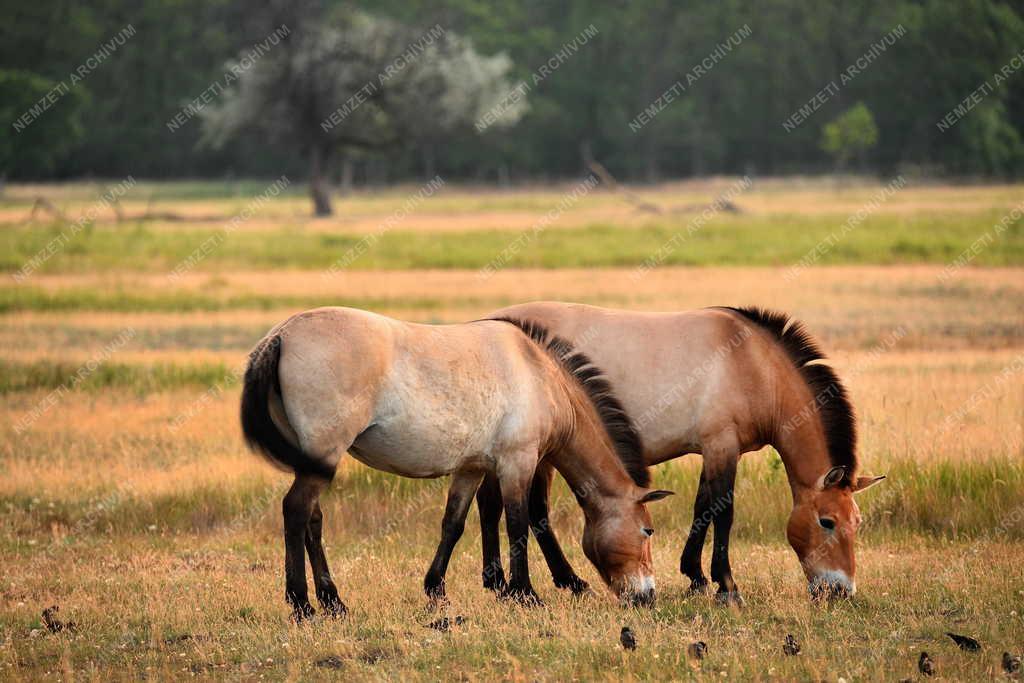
[424,472,480,600]
[304,501,346,617]
[476,473,506,591]
[502,487,540,604]
[680,469,713,592]
[283,476,324,620]
[708,463,740,602]
[528,465,588,594]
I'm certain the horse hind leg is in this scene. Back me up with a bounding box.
[423,471,484,603]
[283,474,330,621]
[304,499,346,617]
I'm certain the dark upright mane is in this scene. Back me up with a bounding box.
[491,317,650,488]
[722,307,858,482]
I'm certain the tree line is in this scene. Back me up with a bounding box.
[3,0,1024,188]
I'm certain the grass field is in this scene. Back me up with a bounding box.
[1,179,1022,680]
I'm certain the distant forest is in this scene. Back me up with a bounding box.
[4,0,1024,182]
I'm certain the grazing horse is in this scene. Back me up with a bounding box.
[239,307,673,619]
[476,304,885,604]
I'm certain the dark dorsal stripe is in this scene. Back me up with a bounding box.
[491,317,650,488]
[722,307,858,483]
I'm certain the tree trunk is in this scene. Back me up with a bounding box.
[309,146,333,216]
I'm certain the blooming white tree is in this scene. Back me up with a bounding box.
[202,9,523,215]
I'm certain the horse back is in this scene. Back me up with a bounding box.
[271,308,559,477]
[486,302,789,462]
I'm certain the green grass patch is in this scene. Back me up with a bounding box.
[3,210,1022,274]
[0,287,458,314]
[0,359,238,394]
[0,286,646,314]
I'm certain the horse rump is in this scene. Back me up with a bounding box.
[240,333,335,480]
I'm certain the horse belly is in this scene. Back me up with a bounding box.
[347,415,488,479]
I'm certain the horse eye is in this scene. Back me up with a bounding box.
[642,527,654,537]
[819,517,836,530]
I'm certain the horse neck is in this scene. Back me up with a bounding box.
[771,385,833,503]
[546,383,637,507]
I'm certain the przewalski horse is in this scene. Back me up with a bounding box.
[240,307,673,619]
[476,304,885,604]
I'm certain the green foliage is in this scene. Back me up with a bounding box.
[5,1,1024,179]
[0,69,85,177]
[820,103,880,169]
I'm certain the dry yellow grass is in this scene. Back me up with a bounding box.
[2,374,1023,680]
[2,183,1023,680]
[6,266,1024,354]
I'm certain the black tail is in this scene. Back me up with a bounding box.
[240,334,336,480]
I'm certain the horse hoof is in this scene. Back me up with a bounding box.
[688,579,712,596]
[426,594,450,612]
[555,576,591,596]
[715,591,744,608]
[290,603,316,623]
[500,587,544,607]
[321,599,348,619]
[482,572,507,594]
[425,583,447,601]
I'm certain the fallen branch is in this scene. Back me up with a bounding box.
[25,197,68,223]
[588,161,662,214]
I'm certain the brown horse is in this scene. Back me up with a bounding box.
[475,304,885,604]
[240,307,673,619]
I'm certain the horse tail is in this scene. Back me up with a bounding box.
[240,333,336,480]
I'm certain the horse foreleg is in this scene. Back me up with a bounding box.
[283,474,329,621]
[424,471,484,602]
[304,500,346,617]
[706,451,741,606]
[498,465,542,605]
[680,468,713,593]
[476,473,506,592]
[528,462,589,595]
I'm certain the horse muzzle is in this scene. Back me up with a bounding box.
[808,571,856,600]
[620,575,656,607]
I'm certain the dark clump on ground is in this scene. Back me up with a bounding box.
[40,606,76,634]
[619,626,637,651]
[946,632,982,652]
[687,641,708,661]
[315,655,345,670]
[919,651,935,677]
[426,615,465,632]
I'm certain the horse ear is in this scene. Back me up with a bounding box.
[852,475,886,493]
[821,466,847,489]
[638,489,675,504]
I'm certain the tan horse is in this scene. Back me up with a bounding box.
[239,307,673,619]
[475,304,885,603]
